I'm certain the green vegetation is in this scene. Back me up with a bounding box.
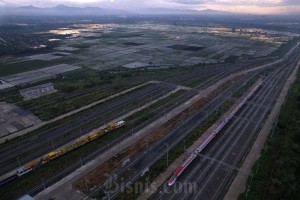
[233,75,260,98]
[125,90,185,123]
[0,82,157,154]
[46,86,167,145]
[239,72,300,200]
[0,87,23,103]
[9,86,166,162]
[0,64,218,121]
[225,55,239,63]
[68,43,93,49]
[270,36,300,57]
[100,31,144,39]
[0,60,48,76]
[184,75,212,88]
[0,65,209,148]
[16,69,144,120]
[0,81,154,153]
[0,56,81,77]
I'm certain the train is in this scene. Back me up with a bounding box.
[16,120,125,177]
[168,81,262,186]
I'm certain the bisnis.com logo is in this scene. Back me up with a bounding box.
[103,173,198,195]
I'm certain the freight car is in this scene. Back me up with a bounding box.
[16,120,125,177]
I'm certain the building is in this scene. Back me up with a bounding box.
[19,83,56,100]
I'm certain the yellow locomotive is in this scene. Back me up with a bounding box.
[16,120,125,176]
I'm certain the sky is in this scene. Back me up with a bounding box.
[1,0,300,15]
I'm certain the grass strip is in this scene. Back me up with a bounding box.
[238,71,300,200]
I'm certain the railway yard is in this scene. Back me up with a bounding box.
[0,17,300,200]
[151,44,300,200]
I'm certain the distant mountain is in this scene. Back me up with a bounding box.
[132,8,235,15]
[135,8,199,15]
[1,4,128,16]
[0,5,236,16]
[198,9,235,15]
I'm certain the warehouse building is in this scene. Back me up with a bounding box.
[19,83,56,100]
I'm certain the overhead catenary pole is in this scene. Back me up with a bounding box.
[52,141,55,151]
[42,178,46,189]
[270,113,279,139]
[17,157,21,167]
[165,143,169,167]
[105,191,111,200]
[85,178,89,193]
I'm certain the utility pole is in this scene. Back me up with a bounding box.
[270,114,279,139]
[85,178,89,193]
[165,143,169,167]
[146,136,149,150]
[17,157,21,167]
[52,141,55,151]
[105,191,111,200]
[246,174,254,198]
[255,162,260,174]
[42,178,46,189]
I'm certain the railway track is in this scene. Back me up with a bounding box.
[0,57,274,177]
[0,83,175,176]
[1,42,297,199]
[160,71,282,200]
[0,89,198,199]
[152,45,300,200]
[164,58,275,88]
[85,70,263,199]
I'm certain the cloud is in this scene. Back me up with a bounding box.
[1,0,299,14]
[168,0,213,4]
[168,0,300,6]
[283,0,300,5]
